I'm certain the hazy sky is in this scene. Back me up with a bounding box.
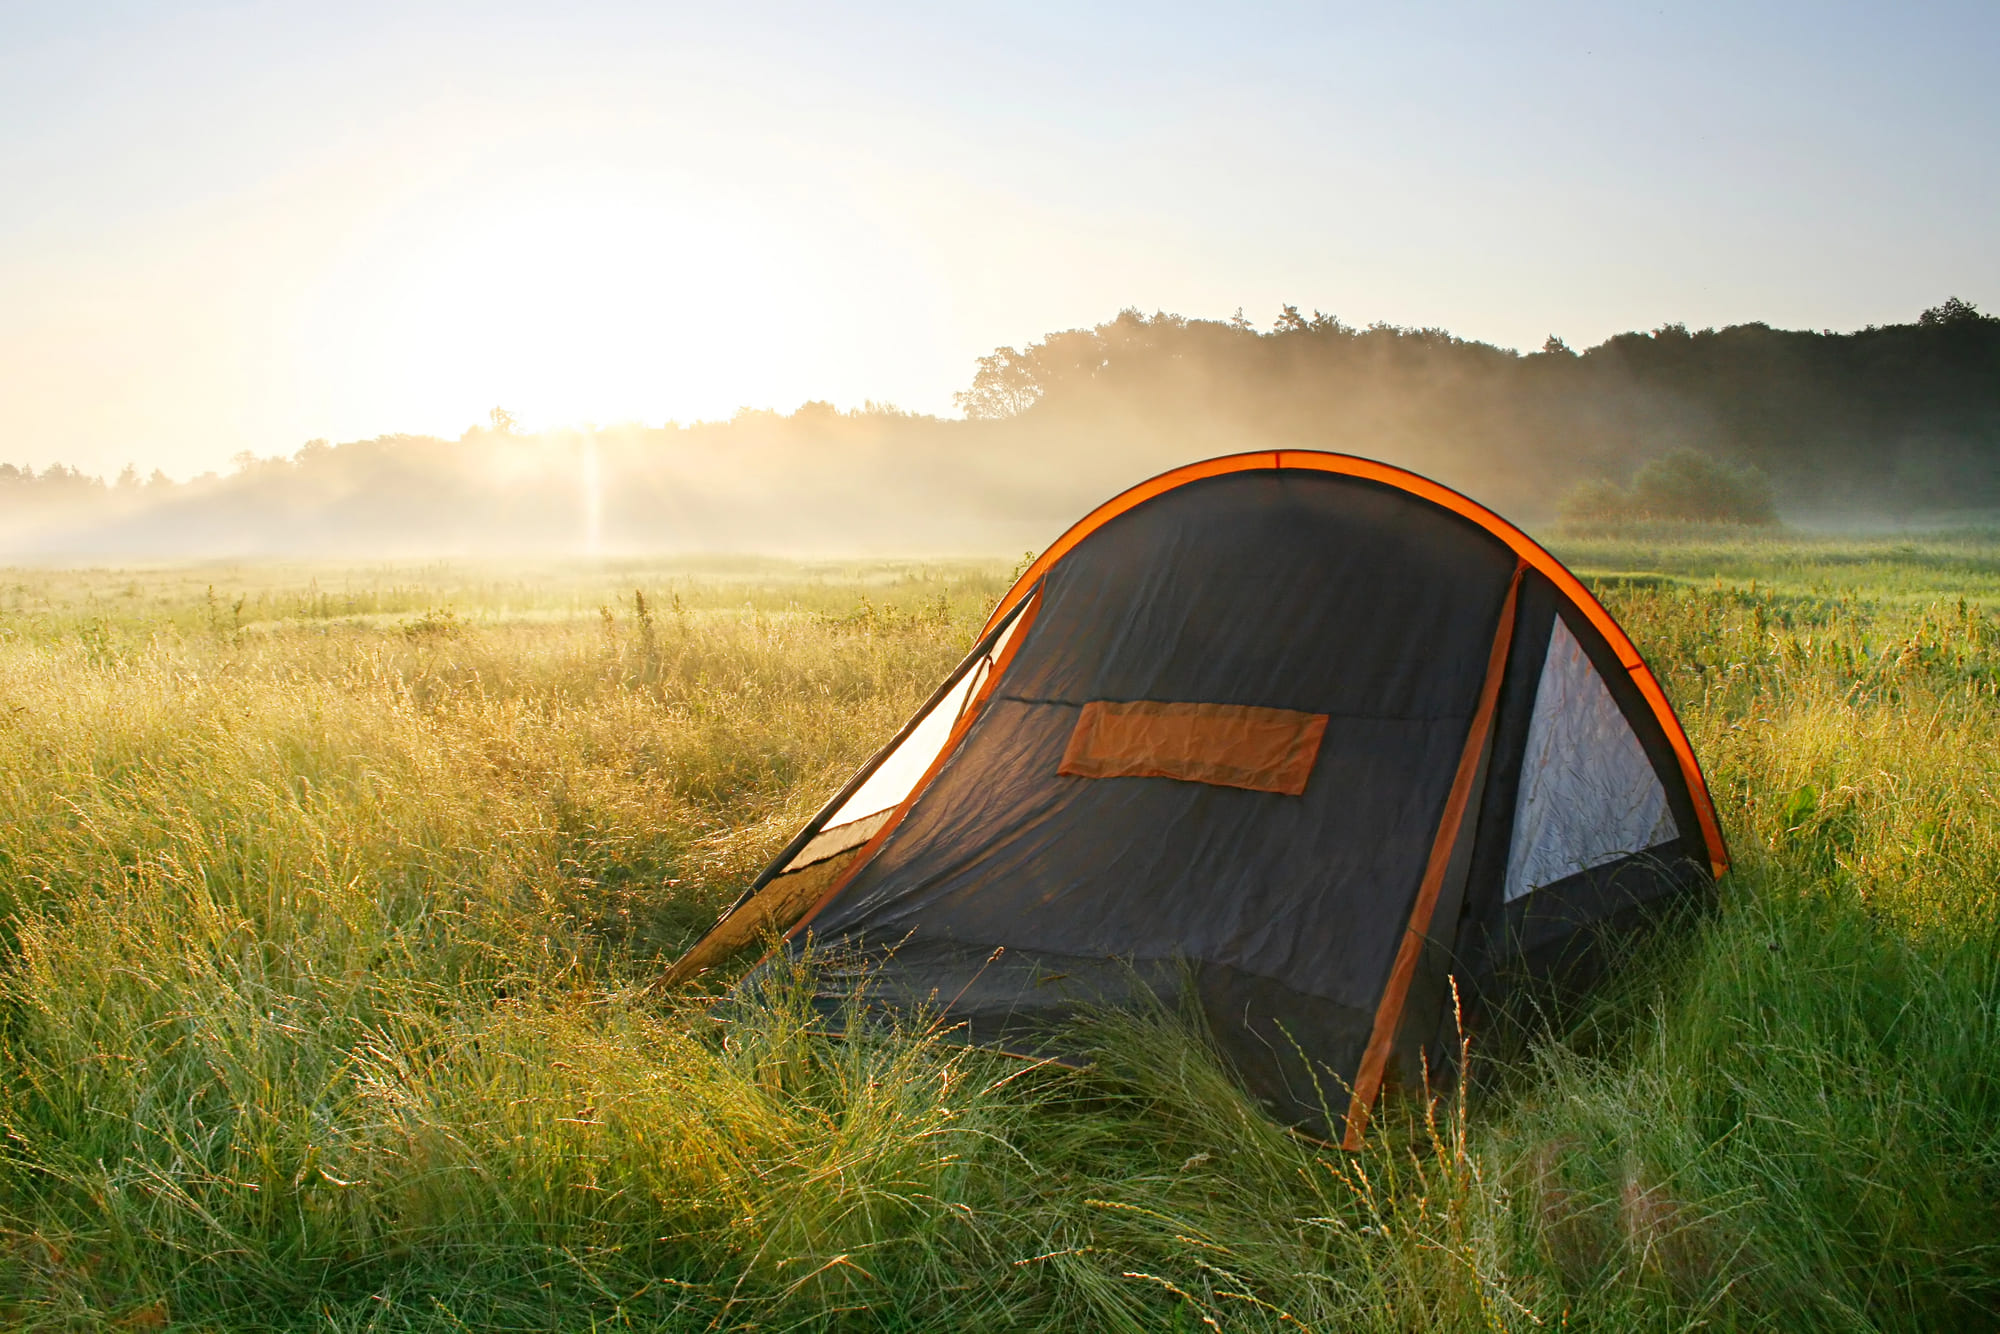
[3,1,1995,478]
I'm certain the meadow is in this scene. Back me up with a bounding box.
[0,531,1995,1331]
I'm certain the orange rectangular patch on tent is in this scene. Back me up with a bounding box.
[1059,700,1329,795]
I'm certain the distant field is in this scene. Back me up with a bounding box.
[1559,525,2000,604]
[0,536,1995,1330]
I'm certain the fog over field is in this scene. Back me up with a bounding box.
[6,299,1997,560]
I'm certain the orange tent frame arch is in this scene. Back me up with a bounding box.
[981,449,1729,880]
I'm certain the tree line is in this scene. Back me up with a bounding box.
[3,299,1994,556]
[955,296,2000,517]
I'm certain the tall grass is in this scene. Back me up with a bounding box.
[0,550,1994,1330]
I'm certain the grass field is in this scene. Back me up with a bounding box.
[0,533,1996,1331]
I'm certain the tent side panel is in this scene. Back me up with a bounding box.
[1451,585,1716,1023]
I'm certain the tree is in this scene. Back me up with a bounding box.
[1630,449,1776,523]
[1558,450,1778,526]
[1919,296,1992,327]
[954,345,1045,419]
[1555,477,1628,524]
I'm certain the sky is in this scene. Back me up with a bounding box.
[2,1,1995,479]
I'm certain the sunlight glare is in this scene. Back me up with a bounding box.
[581,436,603,555]
[298,170,822,434]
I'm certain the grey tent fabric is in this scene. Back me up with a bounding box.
[669,454,1726,1137]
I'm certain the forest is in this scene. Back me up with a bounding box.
[3,298,1996,557]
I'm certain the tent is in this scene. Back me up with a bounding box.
[667,451,1728,1146]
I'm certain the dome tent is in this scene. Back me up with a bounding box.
[667,451,1728,1146]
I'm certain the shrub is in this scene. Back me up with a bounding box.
[1559,449,1778,526]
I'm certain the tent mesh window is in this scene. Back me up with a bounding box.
[1505,617,1680,903]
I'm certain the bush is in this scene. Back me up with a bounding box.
[1559,449,1778,526]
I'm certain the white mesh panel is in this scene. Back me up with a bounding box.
[814,599,1030,836]
[1505,618,1678,902]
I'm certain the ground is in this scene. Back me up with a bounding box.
[0,532,1995,1331]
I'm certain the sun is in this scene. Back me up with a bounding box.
[295,168,816,434]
